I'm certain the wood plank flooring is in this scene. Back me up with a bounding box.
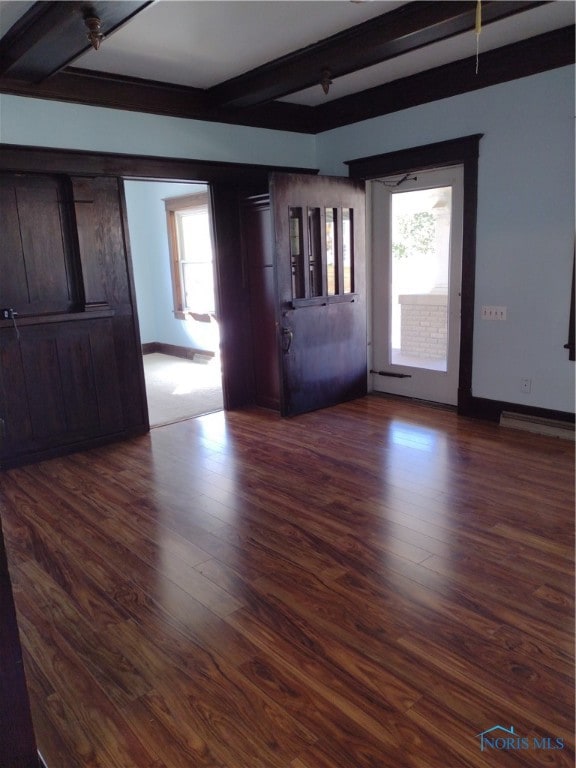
[0,395,573,767]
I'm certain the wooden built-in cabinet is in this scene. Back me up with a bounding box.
[0,172,148,468]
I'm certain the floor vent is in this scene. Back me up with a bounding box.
[499,411,575,441]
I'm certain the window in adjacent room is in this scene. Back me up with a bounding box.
[165,192,215,319]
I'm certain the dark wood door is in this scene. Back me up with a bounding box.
[270,173,366,416]
[0,173,147,468]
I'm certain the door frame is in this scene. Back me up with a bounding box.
[370,164,464,406]
[0,143,318,414]
[346,134,482,415]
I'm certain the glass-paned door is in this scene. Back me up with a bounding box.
[371,166,463,405]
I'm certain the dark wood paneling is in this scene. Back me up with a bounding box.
[20,334,67,439]
[210,184,260,410]
[70,177,108,309]
[0,174,77,316]
[92,178,131,306]
[68,175,147,433]
[0,518,38,768]
[240,195,280,410]
[73,177,131,307]
[0,168,148,467]
[0,316,125,464]
[0,182,28,308]
[111,314,147,430]
[56,329,104,433]
[209,1,546,107]
[0,333,33,447]
[17,179,71,305]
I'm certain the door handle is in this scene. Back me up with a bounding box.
[281,327,293,353]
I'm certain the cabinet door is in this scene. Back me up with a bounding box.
[0,174,78,316]
[0,173,147,466]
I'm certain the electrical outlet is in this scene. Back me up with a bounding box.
[494,306,507,320]
[520,378,532,393]
[481,305,507,320]
[0,308,15,320]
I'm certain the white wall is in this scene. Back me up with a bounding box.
[317,66,575,413]
[0,94,317,169]
[124,180,217,350]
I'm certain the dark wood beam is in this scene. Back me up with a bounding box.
[0,25,571,135]
[208,0,548,108]
[0,1,153,83]
[313,25,575,133]
[0,67,316,133]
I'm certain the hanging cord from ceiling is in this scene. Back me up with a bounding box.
[476,0,482,74]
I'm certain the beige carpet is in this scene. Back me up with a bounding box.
[143,353,223,427]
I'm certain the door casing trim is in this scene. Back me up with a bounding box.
[347,134,482,415]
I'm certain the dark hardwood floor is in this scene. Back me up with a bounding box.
[1,395,573,767]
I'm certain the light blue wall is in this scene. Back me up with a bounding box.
[1,70,574,412]
[317,66,575,412]
[124,180,216,350]
[0,95,316,352]
[0,94,317,168]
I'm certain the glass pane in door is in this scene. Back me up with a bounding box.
[390,186,452,371]
[325,207,337,295]
[342,207,353,293]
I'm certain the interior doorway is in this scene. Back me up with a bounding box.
[123,179,223,426]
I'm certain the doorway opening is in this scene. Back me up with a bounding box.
[123,179,223,427]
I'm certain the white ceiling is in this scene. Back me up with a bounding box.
[1,0,574,107]
[281,1,576,105]
[74,1,402,90]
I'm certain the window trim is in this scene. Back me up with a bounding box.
[164,191,212,320]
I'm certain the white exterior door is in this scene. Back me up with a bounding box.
[370,166,464,405]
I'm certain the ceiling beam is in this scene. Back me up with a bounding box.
[0,68,316,134]
[312,25,575,133]
[208,0,548,108]
[0,25,571,135]
[0,1,153,83]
